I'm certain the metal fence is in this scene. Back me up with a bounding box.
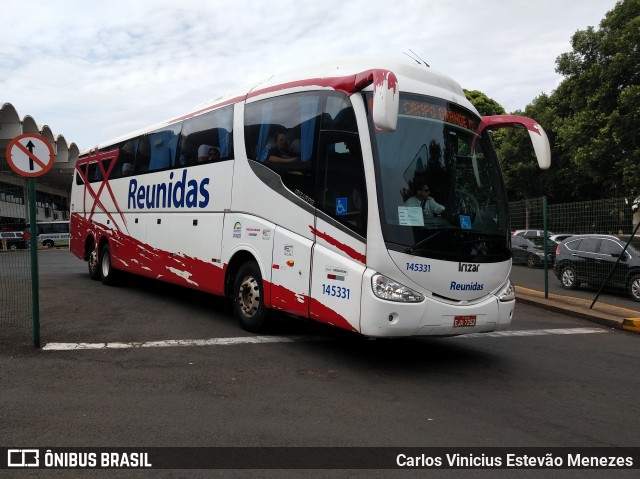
[510,197,636,236]
[510,196,640,313]
[0,177,32,341]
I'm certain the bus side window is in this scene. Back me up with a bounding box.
[324,94,358,133]
[75,168,85,185]
[87,162,100,183]
[244,92,321,202]
[316,132,367,236]
[315,95,365,234]
[179,106,234,165]
[117,139,138,176]
[134,136,151,173]
[148,126,181,171]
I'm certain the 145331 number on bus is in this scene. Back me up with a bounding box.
[406,262,431,272]
[321,284,351,299]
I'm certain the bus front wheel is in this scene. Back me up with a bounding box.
[232,261,269,333]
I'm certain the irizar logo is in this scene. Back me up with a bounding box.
[458,262,480,272]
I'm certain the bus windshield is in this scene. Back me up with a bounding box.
[369,93,510,263]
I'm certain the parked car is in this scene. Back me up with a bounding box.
[513,229,556,248]
[511,236,553,268]
[0,231,29,250]
[553,234,640,301]
[549,233,573,244]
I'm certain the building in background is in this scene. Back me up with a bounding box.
[0,102,78,231]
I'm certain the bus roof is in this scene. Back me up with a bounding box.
[85,56,475,154]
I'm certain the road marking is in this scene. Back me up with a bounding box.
[454,327,607,339]
[41,328,607,351]
[41,335,321,351]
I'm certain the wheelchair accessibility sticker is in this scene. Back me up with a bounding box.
[459,215,472,229]
[335,198,348,216]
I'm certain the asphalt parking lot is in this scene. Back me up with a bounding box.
[2,250,639,478]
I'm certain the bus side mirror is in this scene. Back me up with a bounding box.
[478,115,551,170]
[372,70,399,132]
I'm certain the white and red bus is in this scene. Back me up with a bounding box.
[70,57,550,336]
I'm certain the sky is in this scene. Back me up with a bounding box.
[1,0,620,151]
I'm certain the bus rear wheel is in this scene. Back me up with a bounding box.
[88,246,100,280]
[232,261,269,333]
[100,243,118,286]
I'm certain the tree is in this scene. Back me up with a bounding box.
[465,1,640,205]
[464,89,551,201]
[464,89,506,116]
[490,88,601,204]
[487,0,639,203]
[553,0,640,199]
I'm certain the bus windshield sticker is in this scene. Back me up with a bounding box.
[459,215,472,229]
[335,198,348,216]
[398,206,424,226]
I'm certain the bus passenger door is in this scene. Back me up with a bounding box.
[271,227,312,318]
[309,132,367,333]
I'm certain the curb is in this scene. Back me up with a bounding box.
[514,286,635,331]
[622,318,640,333]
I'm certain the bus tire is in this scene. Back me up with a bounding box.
[232,261,269,333]
[88,246,100,280]
[100,243,118,286]
[43,239,54,248]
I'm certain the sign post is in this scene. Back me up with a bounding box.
[27,180,40,347]
[5,133,55,348]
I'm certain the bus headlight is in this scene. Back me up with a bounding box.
[496,279,515,302]
[371,274,425,303]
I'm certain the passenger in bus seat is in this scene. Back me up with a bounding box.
[265,132,299,164]
[404,181,445,218]
[197,145,220,162]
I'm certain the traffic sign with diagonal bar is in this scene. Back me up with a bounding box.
[5,133,55,177]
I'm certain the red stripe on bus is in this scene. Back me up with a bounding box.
[310,226,365,264]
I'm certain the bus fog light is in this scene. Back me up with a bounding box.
[372,274,424,303]
[497,279,515,302]
[388,313,399,324]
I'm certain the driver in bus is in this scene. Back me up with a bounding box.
[404,182,445,218]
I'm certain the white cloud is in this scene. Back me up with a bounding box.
[1,0,619,149]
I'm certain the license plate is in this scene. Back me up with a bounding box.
[453,315,477,327]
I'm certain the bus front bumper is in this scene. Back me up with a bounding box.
[359,273,514,337]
